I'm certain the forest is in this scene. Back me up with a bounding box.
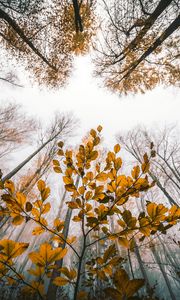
[0,1,180,299]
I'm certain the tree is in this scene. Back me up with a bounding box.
[0,0,96,87]
[0,112,77,237]
[94,0,180,94]
[0,102,36,164]
[0,126,179,299]
[117,125,180,207]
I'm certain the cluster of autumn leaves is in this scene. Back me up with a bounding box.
[0,126,180,299]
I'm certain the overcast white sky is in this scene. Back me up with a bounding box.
[1,55,180,150]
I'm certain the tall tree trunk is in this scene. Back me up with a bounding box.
[1,128,63,183]
[151,243,176,300]
[134,240,151,294]
[72,0,83,32]
[149,171,178,206]
[47,176,80,300]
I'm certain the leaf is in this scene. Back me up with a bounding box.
[25,202,33,212]
[4,180,15,194]
[53,159,59,166]
[118,237,129,248]
[89,150,98,160]
[78,186,85,195]
[113,268,129,288]
[63,176,74,185]
[12,215,24,225]
[85,191,92,200]
[32,226,45,235]
[53,276,68,286]
[37,180,45,192]
[90,129,97,138]
[126,279,145,297]
[72,216,81,222]
[131,165,140,179]
[53,166,62,173]
[41,203,51,214]
[96,172,108,182]
[0,240,28,259]
[41,187,50,201]
[114,144,121,153]
[49,248,67,263]
[114,157,122,170]
[103,244,116,263]
[67,201,79,209]
[141,162,150,173]
[57,149,64,156]
[147,203,157,219]
[16,192,26,208]
[58,141,64,148]
[143,153,149,163]
[97,125,103,132]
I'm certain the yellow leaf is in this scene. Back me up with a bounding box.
[16,192,26,207]
[53,276,68,286]
[143,153,149,163]
[32,226,45,235]
[131,165,140,179]
[113,268,129,288]
[97,125,103,132]
[37,180,45,192]
[147,203,157,219]
[12,215,24,225]
[96,172,108,182]
[141,162,150,173]
[65,184,77,192]
[103,244,116,263]
[53,166,62,173]
[72,216,81,222]
[49,248,67,263]
[85,191,92,200]
[4,180,15,194]
[89,150,98,161]
[41,203,51,214]
[90,129,97,138]
[126,279,145,297]
[0,240,28,259]
[41,187,50,201]
[66,236,76,244]
[86,172,93,180]
[63,176,74,185]
[118,237,129,248]
[31,207,40,219]
[78,186,85,195]
[53,159,59,166]
[57,149,64,156]
[67,201,79,209]
[114,144,121,153]
[114,157,122,170]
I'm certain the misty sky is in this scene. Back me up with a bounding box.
[1,55,180,149]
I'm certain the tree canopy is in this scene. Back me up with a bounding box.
[0,0,96,87]
[94,0,180,94]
